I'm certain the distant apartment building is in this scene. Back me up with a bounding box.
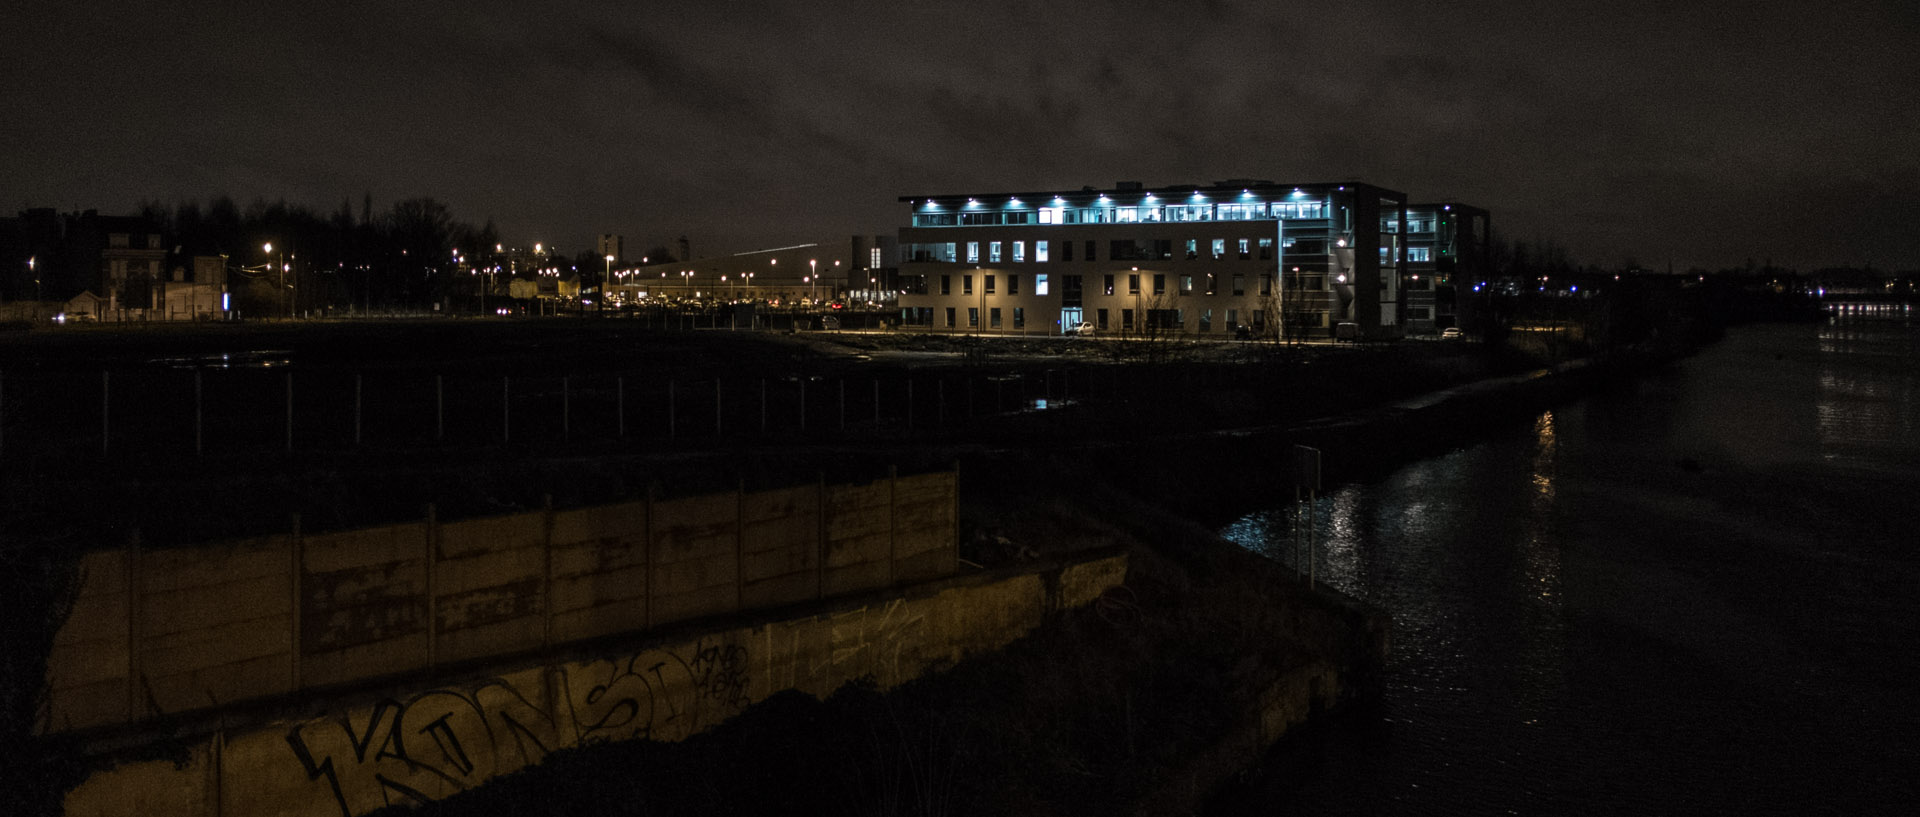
[893,180,1441,340]
[1397,203,1492,331]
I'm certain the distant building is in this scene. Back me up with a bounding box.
[1399,202,1492,331]
[617,236,896,306]
[597,234,623,263]
[0,209,230,320]
[893,180,1425,339]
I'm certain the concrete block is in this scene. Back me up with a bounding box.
[43,678,127,733]
[141,573,289,637]
[302,570,427,654]
[436,614,544,665]
[144,650,292,715]
[742,539,813,584]
[824,561,889,597]
[302,522,427,573]
[550,564,646,614]
[141,614,292,677]
[53,589,127,647]
[650,586,733,627]
[552,499,647,544]
[436,578,542,633]
[64,743,212,817]
[46,640,128,689]
[650,551,735,597]
[551,596,648,643]
[740,571,814,610]
[300,633,428,689]
[434,544,542,596]
[551,533,645,577]
[438,512,546,559]
[141,536,289,593]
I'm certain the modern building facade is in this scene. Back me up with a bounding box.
[894,180,1427,339]
[1398,202,1492,332]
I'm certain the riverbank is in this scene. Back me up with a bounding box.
[2,323,1690,815]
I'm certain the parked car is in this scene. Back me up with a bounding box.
[1064,321,1096,336]
[1440,327,1463,339]
[819,316,841,331]
[1232,324,1255,340]
[1335,322,1360,342]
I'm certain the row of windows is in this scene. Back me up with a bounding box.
[916,306,1334,332]
[910,237,1315,264]
[914,201,1331,228]
[932,271,1346,297]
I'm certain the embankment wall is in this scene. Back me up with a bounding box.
[61,550,1130,817]
[42,470,958,737]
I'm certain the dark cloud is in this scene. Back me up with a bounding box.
[3,0,1916,269]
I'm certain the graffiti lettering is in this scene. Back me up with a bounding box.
[287,642,753,817]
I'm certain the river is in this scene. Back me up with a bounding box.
[1218,310,1918,815]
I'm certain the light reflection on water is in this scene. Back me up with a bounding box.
[1217,319,1920,816]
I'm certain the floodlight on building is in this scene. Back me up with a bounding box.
[1337,274,1348,283]
[1009,197,1022,206]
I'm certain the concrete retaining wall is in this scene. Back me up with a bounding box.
[62,551,1131,817]
[41,471,958,736]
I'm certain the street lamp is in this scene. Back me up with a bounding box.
[264,242,289,318]
[604,254,615,315]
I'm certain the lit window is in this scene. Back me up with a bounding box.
[1013,241,1025,263]
[1036,274,1050,295]
[870,247,882,268]
[967,242,980,263]
[1238,239,1250,259]
[1036,240,1049,262]
[990,242,1002,263]
[1408,247,1432,262]
[1211,239,1226,259]
[1180,275,1193,294]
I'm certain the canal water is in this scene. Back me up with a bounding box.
[1219,311,1918,815]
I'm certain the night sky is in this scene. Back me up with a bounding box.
[6,0,1917,271]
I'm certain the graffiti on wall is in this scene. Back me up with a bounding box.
[284,639,751,817]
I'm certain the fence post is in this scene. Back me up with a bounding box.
[815,472,826,600]
[289,513,302,692]
[194,369,202,456]
[424,503,438,670]
[735,478,745,612]
[888,465,898,586]
[125,530,140,722]
[645,483,656,629]
[541,494,554,650]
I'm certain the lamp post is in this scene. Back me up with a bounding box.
[604,254,614,316]
[264,242,288,318]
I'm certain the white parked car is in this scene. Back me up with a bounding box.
[1440,327,1464,339]
[1064,322,1096,336]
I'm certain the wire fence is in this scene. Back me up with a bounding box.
[0,365,1104,462]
